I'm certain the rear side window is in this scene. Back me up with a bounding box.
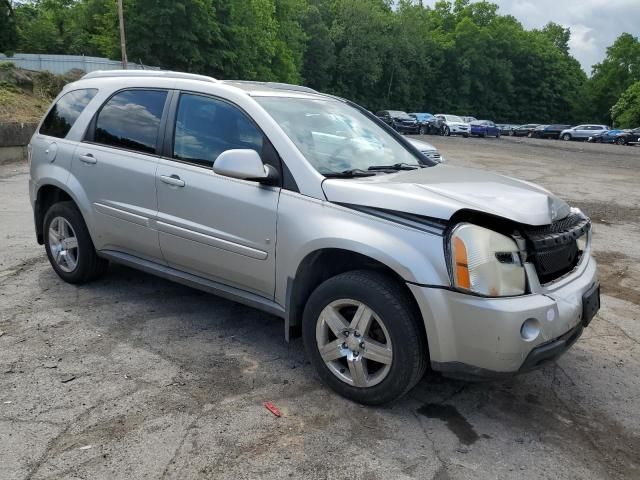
[173,93,263,168]
[40,89,98,138]
[94,89,167,154]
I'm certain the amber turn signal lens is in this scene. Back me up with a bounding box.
[453,236,471,289]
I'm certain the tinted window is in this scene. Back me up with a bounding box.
[173,93,263,167]
[40,89,98,138]
[94,89,167,154]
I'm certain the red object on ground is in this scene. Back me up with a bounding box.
[264,402,281,417]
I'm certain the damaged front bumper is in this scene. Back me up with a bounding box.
[408,252,599,380]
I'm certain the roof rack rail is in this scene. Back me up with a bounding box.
[223,80,318,94]
[82,70,217,83]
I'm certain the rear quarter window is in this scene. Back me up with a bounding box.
[39,89,98,139]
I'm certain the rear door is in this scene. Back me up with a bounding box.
[572,125,589,138]
[74,88,169,261]
[155,92,280,297]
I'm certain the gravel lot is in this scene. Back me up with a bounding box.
[1,137,639,479]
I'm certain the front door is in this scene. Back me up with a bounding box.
[73,88,169,261]
[155,92,280,298]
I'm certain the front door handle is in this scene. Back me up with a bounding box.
[160,174,185,187]
[79,153,97,164]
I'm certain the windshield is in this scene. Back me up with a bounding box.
[256,97,424,174]
[446,115,464,123]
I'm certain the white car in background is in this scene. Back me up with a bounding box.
[406,138,446,163]
[434,114,470,137]
[560,124,609,141]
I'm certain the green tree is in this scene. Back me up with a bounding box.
[611,81,640,128]
[585,33,640,123]
[0,0,17,54]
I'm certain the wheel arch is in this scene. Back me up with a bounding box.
[34,183,76,244]
[284,248,427,346]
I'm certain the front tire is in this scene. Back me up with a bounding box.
[562,133,572,141]
[443,126,450,136]
[418,125,426,135]
[616,137,626,145]
[302,270,428,405]
[44,201,108,284]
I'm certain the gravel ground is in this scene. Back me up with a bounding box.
[1,137,639,479]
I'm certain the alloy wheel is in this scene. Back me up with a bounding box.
[315,299,393,388]
[48,216,79,273]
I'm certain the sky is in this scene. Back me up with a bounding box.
[420,0,640,74]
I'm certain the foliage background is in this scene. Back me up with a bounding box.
[1,0,638,126]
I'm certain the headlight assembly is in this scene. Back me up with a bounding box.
[449,223,526,297]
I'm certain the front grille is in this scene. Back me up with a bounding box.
[521,212,590,284]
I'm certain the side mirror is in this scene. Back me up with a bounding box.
[213,149,279,185]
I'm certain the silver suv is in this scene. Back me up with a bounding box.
[29,71,599,404]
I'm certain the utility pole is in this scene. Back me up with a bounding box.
[117,0,128,69]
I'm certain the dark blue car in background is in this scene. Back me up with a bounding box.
[470,120,501,138]
[587,129,624,143]
[408,112,442,134]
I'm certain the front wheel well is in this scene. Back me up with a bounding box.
[286,249,424,341]
[35,185,74,244]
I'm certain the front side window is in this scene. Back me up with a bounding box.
[173,93,263,168]
[93,89,167,154]
[40,89,98,138]
[256,96,425,175]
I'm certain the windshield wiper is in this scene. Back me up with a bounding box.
[367,163,423,171]
[323,168,377,178]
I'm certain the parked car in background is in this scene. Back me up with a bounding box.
[533,124,573,139]
[406,137,446,163]
[530,125,549,138]
[462,116,477,123]
[560,125,609,141]
[470,120,501,138]
[611,127,640,145]
[376,110,420,134]
[509,124,540,137]
[408,113,442,135]
[497,124,519,135]
[587,129,624,143]
[434,114,470,137]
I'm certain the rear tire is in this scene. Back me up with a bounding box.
[44,201,108,284]
[302,270,428,405]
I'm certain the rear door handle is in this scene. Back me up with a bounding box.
[160,174,185,187]
[79,153,97,164]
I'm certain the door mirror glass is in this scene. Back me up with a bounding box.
[213,149,273,182]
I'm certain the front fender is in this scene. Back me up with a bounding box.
[274,191,450,306]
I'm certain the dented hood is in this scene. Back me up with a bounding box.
[322,164,571,226]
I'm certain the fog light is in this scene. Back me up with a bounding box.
[521,318,541,341]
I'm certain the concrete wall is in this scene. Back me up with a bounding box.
[0,123,37,164]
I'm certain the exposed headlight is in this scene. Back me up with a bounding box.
[577,233,588,253]
[449,223,526,297]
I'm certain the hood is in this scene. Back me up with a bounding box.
[406,138,437,152]
[322,165,571,226]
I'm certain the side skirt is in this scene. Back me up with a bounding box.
[99,250,286,319]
